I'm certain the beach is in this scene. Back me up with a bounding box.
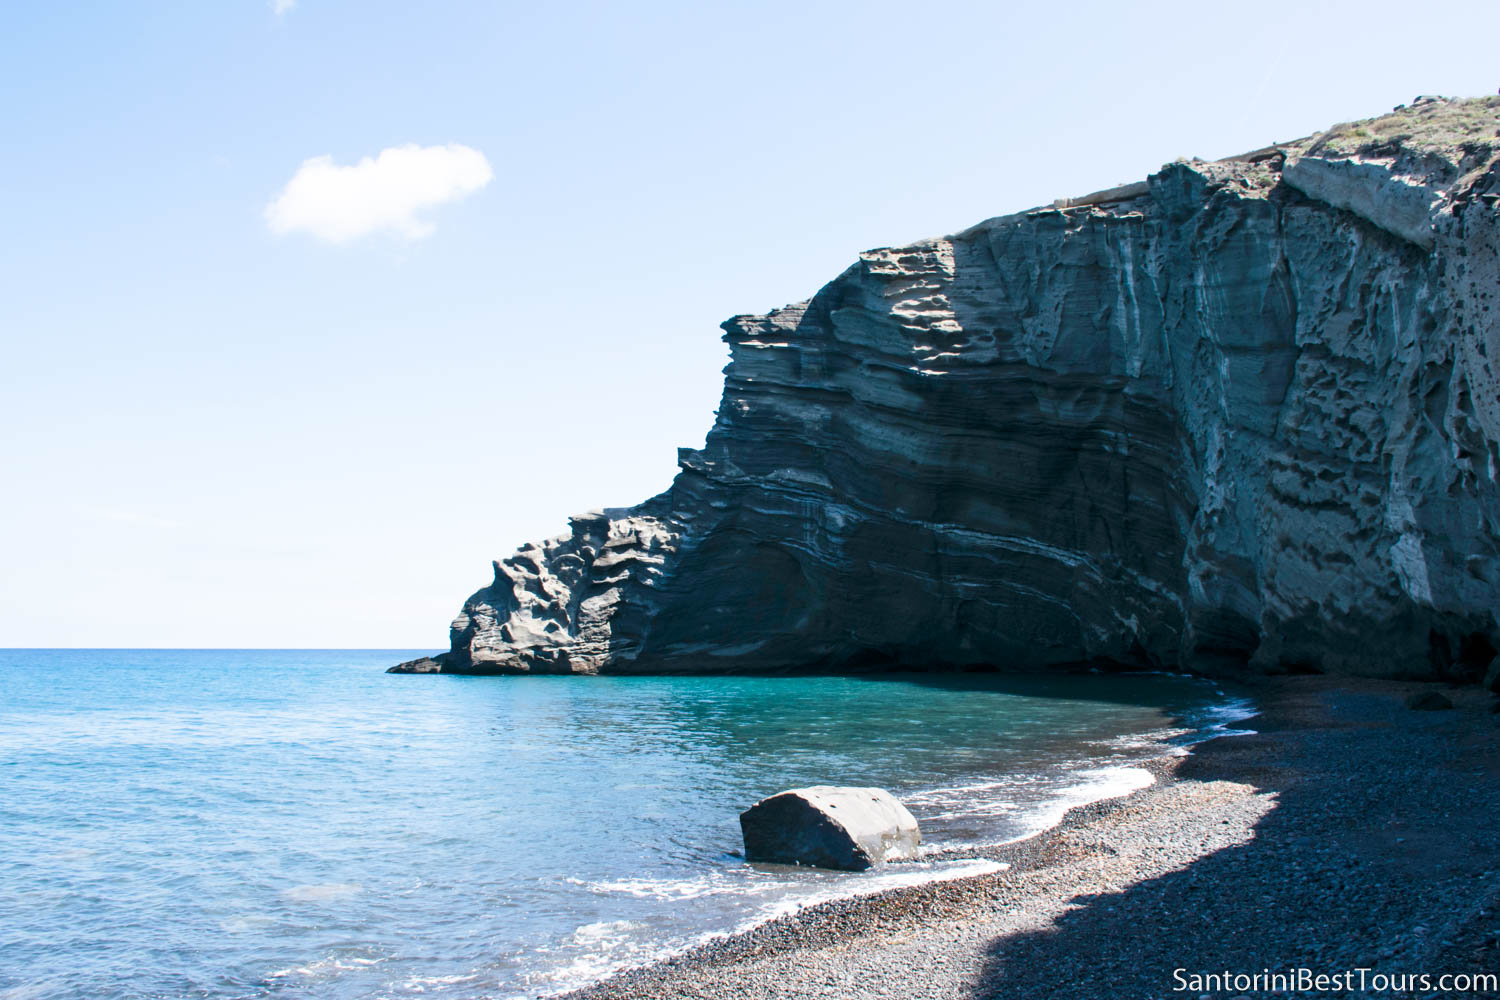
[566,676,1500,999]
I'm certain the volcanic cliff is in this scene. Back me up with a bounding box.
[396,97,1500,680]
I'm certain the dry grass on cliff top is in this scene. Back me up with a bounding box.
[1308,94,1500,168]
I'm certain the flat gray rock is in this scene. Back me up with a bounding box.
[739,786,921,871]
[387,656,444,674]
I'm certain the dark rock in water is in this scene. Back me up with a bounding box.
[1484,660,1500,694]
[388,657,445,674]
[1406,690,1455,710]
[739,786,921,871]
[407,97,1500,679]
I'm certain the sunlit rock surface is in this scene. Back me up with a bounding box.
[399,97,1500,680]
[739,786,922,871]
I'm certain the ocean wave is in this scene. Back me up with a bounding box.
[902,690,1254,848]
[267,951,384,980]
[532,858,1007,997]
[565,875,747,901]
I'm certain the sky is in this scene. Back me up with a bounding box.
[2,0,1495,648]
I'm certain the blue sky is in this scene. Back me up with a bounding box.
[2,0,1495,647]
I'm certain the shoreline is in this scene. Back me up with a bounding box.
[561,675,1500,999]
[555,753,1217,1000]
[535,682,1247,996]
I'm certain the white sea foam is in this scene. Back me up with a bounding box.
[1192,697,1259,738]
[997,765,1156,843]
[566,875,746,900]
[904,694,1256,850]
[731,858,1009,925]
[904,773,1041,822]
[280,882,362,902]
[569,920,645,945]
[533,923,664,995]
[531,858,1007,997]
[267,953,382,980]
[403,972,481,987]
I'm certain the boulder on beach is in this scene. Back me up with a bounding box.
[739,786,921,871]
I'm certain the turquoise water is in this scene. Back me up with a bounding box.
[0,650,1246,999]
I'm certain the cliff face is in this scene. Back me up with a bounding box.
[402,97,1500,679]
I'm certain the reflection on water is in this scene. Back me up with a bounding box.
[0,650,1247,999]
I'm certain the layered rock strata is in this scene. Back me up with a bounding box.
[396,97,1500,679]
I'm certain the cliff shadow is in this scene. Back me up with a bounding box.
[967,678,1500,999]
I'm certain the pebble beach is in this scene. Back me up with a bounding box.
[566,676,1500,999]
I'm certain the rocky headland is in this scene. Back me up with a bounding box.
[396,96,1500,680]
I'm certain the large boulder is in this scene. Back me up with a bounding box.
[739,786,921,871]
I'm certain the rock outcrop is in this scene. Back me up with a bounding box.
[396,97,1500,680]
[739,786,922,871]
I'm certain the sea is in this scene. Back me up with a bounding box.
[0,649,1251,1000]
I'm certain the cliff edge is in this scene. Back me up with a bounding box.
[397,96,1500,680]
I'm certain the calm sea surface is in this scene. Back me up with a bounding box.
[0,650,1248,999]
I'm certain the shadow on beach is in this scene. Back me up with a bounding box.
[972,678,1500,999]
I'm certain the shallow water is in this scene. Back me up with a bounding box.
[0,650,1247,999]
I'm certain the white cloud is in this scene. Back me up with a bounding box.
[265,144,493,244]
[271,0,295,13]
